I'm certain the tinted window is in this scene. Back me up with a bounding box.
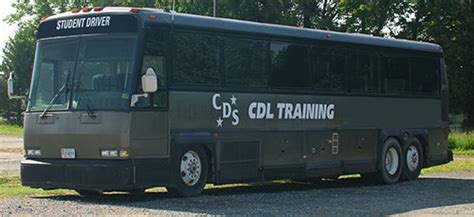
[411,56,440,95]
[312,47,346,90]
[383,55,410,93]
[136,29,168,108]
[224,38,268,87]
[352,52,379,92]
[174,31,220,85]
[143,29,166,87]
[270,42,310,88]
[72,37,136,110]
[28,39,78,111]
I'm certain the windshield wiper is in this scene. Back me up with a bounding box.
[39,83,68,119]
[74,81,96,119]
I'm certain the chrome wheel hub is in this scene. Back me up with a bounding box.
[180,150,202,186]
[385,147,400,175]
[406,145,419,172]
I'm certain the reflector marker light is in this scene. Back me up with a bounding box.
[71,9,79,13]
[93,7,103,12]
[130,8,140,13]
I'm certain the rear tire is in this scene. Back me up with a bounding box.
[166,145,208,197]
[403,138,423,180]
[377,138,403,184]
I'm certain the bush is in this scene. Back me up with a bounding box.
[448,132,474,151]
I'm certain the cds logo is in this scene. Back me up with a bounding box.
[212,94,240,127]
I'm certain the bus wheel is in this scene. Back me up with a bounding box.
[75,189,102,197]
[378,138,403,184]
[403,138,423,181]
[167,145,208,197]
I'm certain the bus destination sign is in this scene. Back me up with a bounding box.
[56,16,111,30]
[37,14,139,39]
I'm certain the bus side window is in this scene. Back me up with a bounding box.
[270,42,310,88]
[136,29,168,108]
[351,52,379,92]
[383,55,410,94]
[173,31,220,85]
[411,56,440,96]
[312,48,345,91]
[223,37,269,87]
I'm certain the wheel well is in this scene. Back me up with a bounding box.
[199,144,214,182]
[413,135,429,168]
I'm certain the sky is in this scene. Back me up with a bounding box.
[0,0,18,63]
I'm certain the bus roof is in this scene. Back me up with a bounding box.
[45,7,443,54]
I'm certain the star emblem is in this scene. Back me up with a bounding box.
[216,117,223,127]
[230,95,237,105]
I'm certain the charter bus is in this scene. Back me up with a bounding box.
[7,7,452,197]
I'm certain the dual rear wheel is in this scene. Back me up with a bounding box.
[365,137,423,184]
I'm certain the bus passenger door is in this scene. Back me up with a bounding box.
[130,54,169,158]
[130,27,170,159]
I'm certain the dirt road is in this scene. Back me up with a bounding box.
[0,136,472,216]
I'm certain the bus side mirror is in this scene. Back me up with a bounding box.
[7,72,25,100]
[141,67,158,93]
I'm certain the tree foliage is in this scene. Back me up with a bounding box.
[1,0,473,128]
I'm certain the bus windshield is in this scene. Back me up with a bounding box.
[28,35,137,112]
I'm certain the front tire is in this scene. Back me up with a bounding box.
[403,138,423,180]
[166,145,208,197]
[377,138,403,184]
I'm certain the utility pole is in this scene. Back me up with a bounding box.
[213,0,216,17]
[173,0,176,11]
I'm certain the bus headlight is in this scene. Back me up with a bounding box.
[100,149,128,158]
[109,150,118,157]
[26,149,41,156]
[100,150,110,157]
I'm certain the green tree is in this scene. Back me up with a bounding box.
[0,0,55,124]
[338,0,412,36]
[399,0,474,129]
[2,0,473,130]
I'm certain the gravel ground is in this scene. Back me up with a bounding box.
[0,136,473,216]
[0,175,472,216]
[0,136,22,175]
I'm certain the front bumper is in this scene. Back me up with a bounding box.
[21,158,169,191]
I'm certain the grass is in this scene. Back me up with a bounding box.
[0,175,74,198]
[421,157,474,174]
[449,132,474,151]
[453,149,474,156]
[0,121,23,137]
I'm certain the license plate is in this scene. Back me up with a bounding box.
[61,148,76,159]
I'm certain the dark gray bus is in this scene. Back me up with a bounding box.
[8,7,452,197]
